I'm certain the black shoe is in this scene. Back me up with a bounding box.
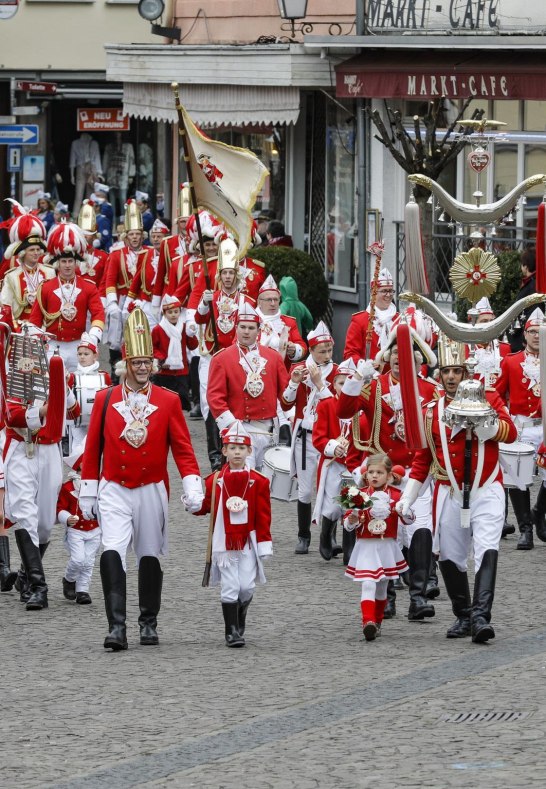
[393,577,405,590]
[76,592,92,605]
[189,403,203,420]
[319,517,335,561]
[222,602,245,647]
[446,617,471,638]
[101,551,128,651]
[342,528,356,566]
[278,424,292,447]
[407,529,435,620]
[425,555,440,600]
[63,577,77,601]
[15,565,30,602]
[15,530,48,611]
[517,526,534,550]
[0,535,17,592]
[138,556,162,646]
[238,597,252,637]
[294,537,310,555]
[533,486,546,543]
[501,522,516,538]
[363,621,377,642]
[471,549,498,644]
[383,581,396,619]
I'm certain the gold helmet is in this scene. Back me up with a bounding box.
[217,238,239,272]
[123,307,153,359]
[124,199,143,232]
[177,183,192,220]
[78,199,97,234]
[437,332,465,369]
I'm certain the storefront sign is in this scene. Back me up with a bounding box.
[77,108,130,132]
[16,81,57,95]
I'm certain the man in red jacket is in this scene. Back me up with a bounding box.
[80,308,203,651]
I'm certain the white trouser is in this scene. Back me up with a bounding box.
[97,480,168,570]
[64,528,101,592]
[48,339,80,373]
[141,300,158,330]
[515,418,545,483]
[4,441,62,546]
[69,424,88,454]
[199,354,212,420]
[396,479,433,549]
[294,433,319,504]
[317,462,345,521]
[277,401,290,429]
[219,542,258,603]
[245,419,274,471]
[437,481,504,573]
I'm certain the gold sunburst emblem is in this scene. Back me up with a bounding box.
[449,247,501,304]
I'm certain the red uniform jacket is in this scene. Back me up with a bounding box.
[350,485,403,540]
[104,246,141,301]
[409,391,517,488]
[343,309,399,364]
[195,467,272,551]
[187,256,266,310]
[78,247,108,296]
[5,397,81,449]
[207,343,289,426]
[0,255,17,287]
[337,372,437,469]
[57,479,99,532]
[127,247,159,303]
[81,384,200,492]
[29,276,105,342]
[258,314,307,371]
[495,350,542,417]
[195,291,255,353]
[151,322,197,376]
[312,395,354,479]
[168,255,204,305]
[153,234,187,300]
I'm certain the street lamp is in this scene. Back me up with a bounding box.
[137,0,181,40]
[277,0,308,38]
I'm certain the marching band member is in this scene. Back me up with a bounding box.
[28,223,105,372]
[152,294,197,412]
[280,321,338,555]
[466,297,510,387]
[79,308,203,651]
[193,421,272,648]
[123,218,170,330]
[151,183,192,311]
[496,307,544,550]
[58,444,101,606]
[207,303,289,471]
[398,334,517,643]
[68,333,111,450]
[76,199,108,295]
[343,267,399,363]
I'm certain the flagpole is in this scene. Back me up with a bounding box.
[171,82,218,352]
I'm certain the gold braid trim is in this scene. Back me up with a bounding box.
[352,381,384,454]
[140,250,152,297]
[424,406,449,482]
[119,251,132,289]
[36,282,62,327]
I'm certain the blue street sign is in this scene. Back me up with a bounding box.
[7,145,22,172]
[0,124,39,145]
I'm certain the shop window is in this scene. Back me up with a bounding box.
[325,101,356,290]
[493,144,518,201]
[493,100,521,131]
[525,101,546,132]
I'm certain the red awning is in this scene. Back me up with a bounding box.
[336,51,546,100]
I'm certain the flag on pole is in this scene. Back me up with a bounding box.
[180,103,269,257]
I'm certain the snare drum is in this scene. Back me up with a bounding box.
[499,441,535,489]
[262,446,298,501]
[73,372,107,427]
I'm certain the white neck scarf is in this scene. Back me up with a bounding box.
[159,315,184,369]
[367,302,397,348]
[76,361,100,375]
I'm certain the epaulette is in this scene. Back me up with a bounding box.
[360,382,372,400]
[211,346,227,358]
[351,310,367,317]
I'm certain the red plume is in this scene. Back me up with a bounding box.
[41,354,66,444]
[536,200,546,294]
[396,323,427,450]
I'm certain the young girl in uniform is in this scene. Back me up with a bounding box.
[344,453,412,641]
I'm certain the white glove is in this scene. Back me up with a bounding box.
[183,494,205,513]
[181,474,204,512]
[395,477,421,518]
[369,491,391,520]
[106,301,121,317]
[473,421,499,442]
[202,289,214,304]
[186,321,198,338]
[351,467,364,485]
[356,358,376,383]
[79,496,97,520]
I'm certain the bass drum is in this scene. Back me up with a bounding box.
[499,441,535,490]
[262,446,298,502]
[73,372,108,427]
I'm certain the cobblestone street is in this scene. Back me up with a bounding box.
[2,417,546,788]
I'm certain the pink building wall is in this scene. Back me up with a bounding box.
[172,0,356,44]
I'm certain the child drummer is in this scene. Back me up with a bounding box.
[68,333,111,451]
[193,421,272,648]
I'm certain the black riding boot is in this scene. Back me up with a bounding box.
[205,413,223,472]
[342,528,356,566]
[383,580,396,619]
[138,556,163,646]
[0,535,17,592]
[425,553,440,600]
[533,485,546,543]
[15,530,48,611]
[238,596,252,637]
[15,564,29,602]
[439,559,472,638]
[407,528,435,620]
[502,489,515,538]
[319,516,336,561]
[331,524,342,557]
[189,357,202,419]
[295,501,311,554]
[100,550,128,651]
[221,602,245,647]
[509,488,534,550]
[471,549,498,643]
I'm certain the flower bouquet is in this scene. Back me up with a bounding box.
[337,485,375,512]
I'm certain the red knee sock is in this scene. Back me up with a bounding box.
[361,600,376,624]
[375,598,387,625]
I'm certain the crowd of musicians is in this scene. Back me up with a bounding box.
[0,186,543,650]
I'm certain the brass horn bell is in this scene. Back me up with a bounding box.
[443,379,496,429]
